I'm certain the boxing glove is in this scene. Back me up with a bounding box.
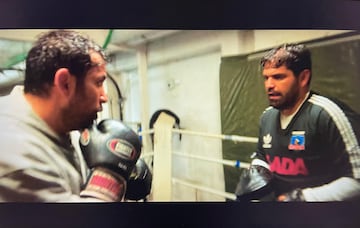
[125,158,153,201]
[79,119,142,201]
[235,164,274,201]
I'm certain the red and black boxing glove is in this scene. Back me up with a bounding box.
[79,119,142,202]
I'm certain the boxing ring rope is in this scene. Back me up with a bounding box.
[139,129,258,144]
[171,128,258,143]
[139,129,253,169]
[141,151,251,169]
[172,152,251,169]
[138,113,258,201]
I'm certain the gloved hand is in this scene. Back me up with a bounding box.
[235,164,274,202]
[125,158,153,201]
[79,119,142,201]
[277,188,305,202]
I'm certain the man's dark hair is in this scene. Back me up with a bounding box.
[260,43,312,84]
[24,29,108,96]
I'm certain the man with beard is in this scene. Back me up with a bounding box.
[236,43,360,201]
[0,30,141,202]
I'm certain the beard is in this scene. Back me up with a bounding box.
[64,96,99,131]
[77,113,98,130]
[268,83,300,111]
[63,108,98,131]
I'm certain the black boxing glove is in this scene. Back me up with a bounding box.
[125,158,153,201]
[235,164,274,202]
[79,119,142,201]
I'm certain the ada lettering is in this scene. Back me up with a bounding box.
[266,155,308,175]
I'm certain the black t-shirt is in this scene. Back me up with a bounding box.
[256,91,360,195]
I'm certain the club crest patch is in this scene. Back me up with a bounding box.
[288,131,305,150]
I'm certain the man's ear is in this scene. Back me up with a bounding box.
[54,68,76,96]
[299,69,311,88]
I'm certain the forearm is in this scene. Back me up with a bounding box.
[0,173,105,202]
[251,157,360,201]
[302,177,360,201]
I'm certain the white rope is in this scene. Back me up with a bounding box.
[138,129,154,135]
[141,152,250,169]
[172,178,237,201]
[137,124,255,201]
[172,128,258,143]
[173,152,250,169]
[139,128,258,143]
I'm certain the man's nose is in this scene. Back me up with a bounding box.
[100,93,108,103]
[265,78,275,89]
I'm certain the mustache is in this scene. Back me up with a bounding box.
[267,90,281,96]
[267,87,283,94]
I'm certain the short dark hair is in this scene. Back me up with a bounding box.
[24,29,108,96]
[260,43,312,79]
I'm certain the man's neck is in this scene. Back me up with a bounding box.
[24,93,66,136]
[281,91,310,116]
[280,91,310,129]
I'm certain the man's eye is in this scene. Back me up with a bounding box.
[274,75,284,80]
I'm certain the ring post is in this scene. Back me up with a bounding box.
[152,112,175,201]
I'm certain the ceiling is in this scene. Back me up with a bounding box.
[0,29,181,70]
